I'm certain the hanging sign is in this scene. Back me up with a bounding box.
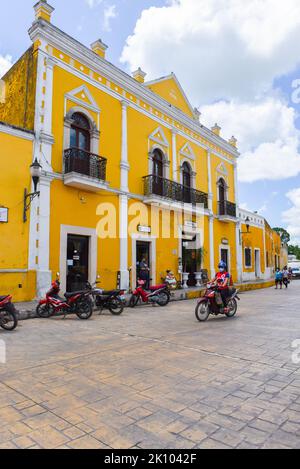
[138,225,151,233]
[0,207,8,223]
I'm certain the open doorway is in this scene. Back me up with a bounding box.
[67,234,89,292]
[255,249,261,278]
[136,241,151,287]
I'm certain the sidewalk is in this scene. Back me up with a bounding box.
[14,278,275,320]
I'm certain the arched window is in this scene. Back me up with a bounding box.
[70,113,91,151]
[152,149,164,178]
[218,178,227,203]
[152,149,164,196]
[182,162,193,203]
[182,162,192,189]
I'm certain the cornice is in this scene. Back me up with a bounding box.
[28,20,239,159]
[0,122,34,141]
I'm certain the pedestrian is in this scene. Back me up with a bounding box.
[282,266,290,289]
[139,257,150,289]
[275,268,283,290]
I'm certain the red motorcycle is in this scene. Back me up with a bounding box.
[0,295,18,331]
[129,280,170,307]
[36,278,93,320]
[195,283,240,322]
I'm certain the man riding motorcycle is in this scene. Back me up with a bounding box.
[211,261,231,312]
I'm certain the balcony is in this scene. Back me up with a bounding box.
[143,175,208,212]
[63,148,108,192]
[218,200,237,222]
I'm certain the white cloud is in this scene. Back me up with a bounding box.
[103,4,117,32]
[200,97,300,182]
[85,0,103,8]
[121,0,300,104]
[283,188,300,243]
[0,54,13,78]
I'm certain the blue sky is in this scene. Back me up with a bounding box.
[1,0,300,242]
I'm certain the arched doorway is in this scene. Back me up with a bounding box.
[152,149,164,196]
[182,162,192,203]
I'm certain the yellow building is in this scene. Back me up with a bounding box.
[0,1,277,299]
[238,209,282,282]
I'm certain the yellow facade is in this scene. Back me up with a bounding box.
[0,1,279,300]
[0,124,36,300]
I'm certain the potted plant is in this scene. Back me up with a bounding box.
[194,248,204,287]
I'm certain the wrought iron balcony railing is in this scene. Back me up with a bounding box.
[143,174,208,208]
[218,200,237,218]
[64,148,107,181]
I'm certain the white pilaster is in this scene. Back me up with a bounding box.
[209,215,215,279]
[233,161,239,207]
[119,194,129,290]
[36,176,52,297]
[28,42,54,297]
[119,101,130,289]
[120,100,130,192]
[172,130,177,181]
[207,150,213,211]
[235,221,242,283]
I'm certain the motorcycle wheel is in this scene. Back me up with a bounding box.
[225,298,238,318]
[195,301,210,322]
[36,304,54,318]
[0,309,18,331]
[109,298,124,315]
[129,295,139,308]
[156,292,170,307]
[76,298,93,320]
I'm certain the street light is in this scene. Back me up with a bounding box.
[23,159,42,222]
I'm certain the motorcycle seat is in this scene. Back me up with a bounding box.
[149,285,165,291]
[0,295,9,302]
[100,290,120,296]
[64,290,87,298]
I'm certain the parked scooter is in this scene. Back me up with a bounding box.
[36,275,93,320]
[86,280,126,315]
[129,280,170,307]
[0,295,18,331]
[195,283,240,322]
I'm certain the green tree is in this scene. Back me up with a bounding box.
[288,245,300,259]
[273,227,291,245]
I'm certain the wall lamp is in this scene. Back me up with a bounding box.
[241,216,251,235]
[23,159,42,222]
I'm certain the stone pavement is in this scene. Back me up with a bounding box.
[0,282,300,449]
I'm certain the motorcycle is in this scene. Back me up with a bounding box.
[0,295,18,331]
[36,277,93,320]
[86,281,126,315]
[195,283,240,322]
[129,280,170,307]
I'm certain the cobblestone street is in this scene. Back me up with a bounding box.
[0,283,300,449]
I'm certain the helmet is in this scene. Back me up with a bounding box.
[218,261,227,270]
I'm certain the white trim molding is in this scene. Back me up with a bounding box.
[179,142,195,161]
[131,234,157,289]
[59,224,98,294]
[0,123,34,141]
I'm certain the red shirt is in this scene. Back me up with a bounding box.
[215,271,230,290]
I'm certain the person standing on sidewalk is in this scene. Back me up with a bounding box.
[275,268,283,290]
[282,266,290,289]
